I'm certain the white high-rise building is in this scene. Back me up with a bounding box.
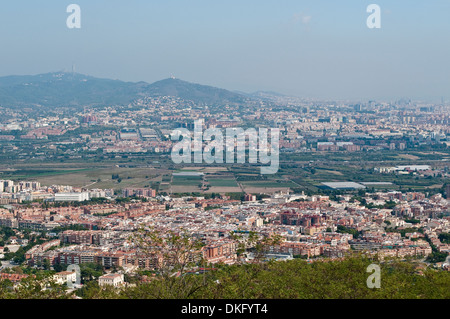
[0,180,14,193]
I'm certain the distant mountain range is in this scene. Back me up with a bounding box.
[0,72,268,109]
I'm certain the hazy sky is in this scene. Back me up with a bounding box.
[0,0,449,101]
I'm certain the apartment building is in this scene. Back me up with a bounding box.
[55,192,90,202]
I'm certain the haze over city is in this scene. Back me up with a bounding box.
[0,0,449,101]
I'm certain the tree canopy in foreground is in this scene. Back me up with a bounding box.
[1,255,449,299]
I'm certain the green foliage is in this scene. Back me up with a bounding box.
[438,233,450,244]
[44,197,110,209]
[0,273,69,299]
[75,280,119,299]
[79,263,104,284]
[204,206,220,211]
[43,259,51,271]
[229,230,283,264]
[336,225,360,239]
[51,224,89,233]
[293,255,308,259]
[3,236,47,264]
[0,226,16,242]
[365,200,397,210]
[426,251,448,263]
[115,197,131,203]
[52,263,68,273]
[422,234,449,263]
[1,255,450,299]
[93,211,117,217]
[127,226,209,298]
[382,201,397,209]
[405,219,421,224]
[225,192,245,201]
[76,256,450,299]
[387,227,423,238]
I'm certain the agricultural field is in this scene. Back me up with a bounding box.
[239,180,298,188]
[207,178,239,188]
[204,176,242,193]
[0,148,447,196]
[171,176,203,186]
[0,164,167,190]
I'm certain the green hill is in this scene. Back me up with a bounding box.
[0,72,252,109]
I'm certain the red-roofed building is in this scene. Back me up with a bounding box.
[0,273,29,283]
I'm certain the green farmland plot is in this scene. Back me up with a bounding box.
[171,175,203,186]
[240,180,298,188]
[207,179,239,187]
